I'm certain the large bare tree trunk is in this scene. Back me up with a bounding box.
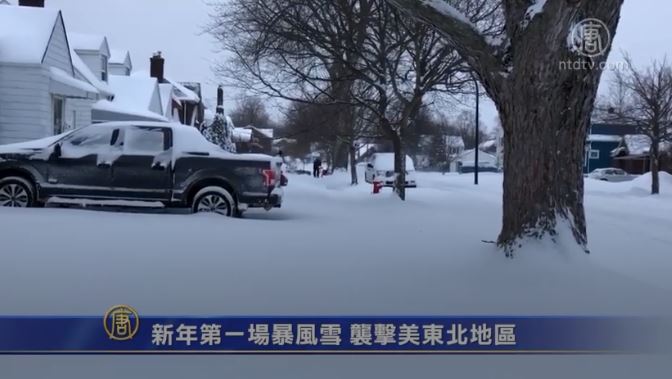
[497,85,592,252]
[388,0,624,253]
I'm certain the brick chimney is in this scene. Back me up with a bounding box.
[19,0,45,7]
[150,52,165,82]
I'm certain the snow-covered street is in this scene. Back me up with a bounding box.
[1,172,672,377]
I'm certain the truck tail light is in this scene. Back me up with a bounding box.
[262,169,276,187]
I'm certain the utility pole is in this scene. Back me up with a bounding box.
[473,74,480,185]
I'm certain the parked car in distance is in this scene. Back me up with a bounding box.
[0,122,286,216]
[588,168,636,182]
[364,153,417,188]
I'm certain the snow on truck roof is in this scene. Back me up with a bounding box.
[90,122,277,163]
[0,6,60,64]
[0,120,276,163]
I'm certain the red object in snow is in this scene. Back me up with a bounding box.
[373,181,383,194]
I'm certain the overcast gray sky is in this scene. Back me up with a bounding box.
[34,0,672,128]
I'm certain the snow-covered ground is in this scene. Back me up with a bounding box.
[1,171,671,378]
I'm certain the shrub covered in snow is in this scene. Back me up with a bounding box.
[202,113,236,153]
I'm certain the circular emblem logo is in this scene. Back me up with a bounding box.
[568,18,611,58]
[103,305,140,341]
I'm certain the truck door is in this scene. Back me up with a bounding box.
[110,125,172,201]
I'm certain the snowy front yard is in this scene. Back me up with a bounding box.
[1,172,671,378]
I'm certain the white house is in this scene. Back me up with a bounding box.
[457,149,499,173]
[446,135,465,172]
[0,5,99,144]
[109,49,132,76]
[67,33,115,130]
[92,73,166,123]
[68,33,110,85]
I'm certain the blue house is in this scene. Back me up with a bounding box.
[584,123,638,173]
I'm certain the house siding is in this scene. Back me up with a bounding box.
[64,98,94,131]
[585,141,620,172]
[109,64,130,76]
[148,84,163,116]
[42,14,73,74]
[0,64,52,144]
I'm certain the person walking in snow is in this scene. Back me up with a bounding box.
[313,157,322,178]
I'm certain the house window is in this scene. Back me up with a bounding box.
[101,55,109,82]
[589,149,600,159]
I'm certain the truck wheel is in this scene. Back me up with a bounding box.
[192,186,234,217]
[0,176,35,208]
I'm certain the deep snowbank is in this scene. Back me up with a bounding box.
[0,172,670,378]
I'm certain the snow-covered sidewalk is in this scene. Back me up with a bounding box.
[1,171,671,378]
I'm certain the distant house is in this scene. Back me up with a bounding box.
[67,33,115,129]
[148,52,204,127]
[478,139,497,154]
[585,123,638,173]
[109,49,132,76]
[93,73,166,123]
[611,135,672,175]
[457,149,498,174]
[0,5,100,144]
[445,135,465,172]
[236,125,274,154]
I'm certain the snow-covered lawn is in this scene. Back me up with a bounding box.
[1,171,671,378]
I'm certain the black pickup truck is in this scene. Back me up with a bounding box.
[0,122,286,216]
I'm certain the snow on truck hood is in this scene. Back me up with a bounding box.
[0,132,71,154]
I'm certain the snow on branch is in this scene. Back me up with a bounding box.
[525,0,547,20]
[421,0,476,29]
[521,0,547,28]
[387,0,506,91]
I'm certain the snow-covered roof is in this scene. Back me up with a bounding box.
[49,66,98,94]
[105,74,163,120]
[68,33,109,56]
[245,125,274,139]
[70,48,114,97]
[479,140,497,150]
[158,83,175,118]
[165,77,200,103]
[0,6,60,64]
[458,149,498,166]
[233,127,252,143]
[109,49,131,65]
[92,100,167,122]
[624,134,652,156]
[446,135,465,148]
[588,134,623,143]
[258,128,274,139]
